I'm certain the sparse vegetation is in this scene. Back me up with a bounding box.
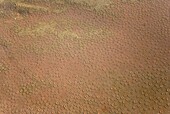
[0,63,8,73]
[0,0,169,113]
[0,37,10,48]
[15,21,57,36]
[19,77,54,95]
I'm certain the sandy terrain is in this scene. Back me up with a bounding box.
[0,0,169,113]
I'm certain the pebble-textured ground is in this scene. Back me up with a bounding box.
[0,0,170,114]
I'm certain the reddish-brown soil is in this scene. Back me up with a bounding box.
[0,0,169,113]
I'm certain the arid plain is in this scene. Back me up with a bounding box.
[0,0,169,113]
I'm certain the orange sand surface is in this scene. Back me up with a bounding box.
[0,0,169,113]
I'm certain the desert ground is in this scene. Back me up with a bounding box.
[0,0,169,113]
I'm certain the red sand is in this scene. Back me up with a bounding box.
[0,0,169,113]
